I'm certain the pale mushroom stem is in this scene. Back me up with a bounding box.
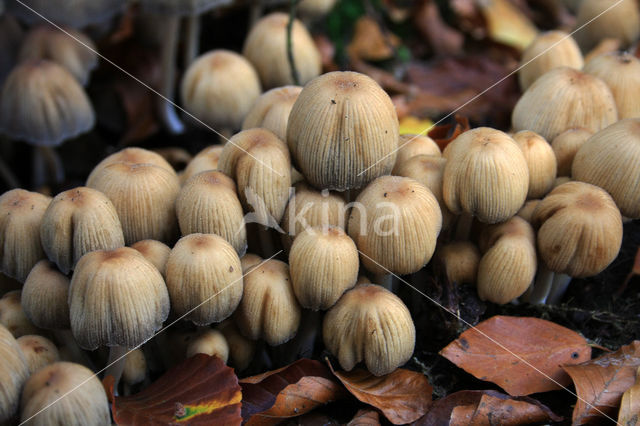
[374,272,395,292]
[183,14,200,67]
[105,345,129,394]
[40,146,64,184]
[159,15,185,134]
[258,226,275,256]
[546,273,572,304]
[54,329,95,370]
[523,264,554,304]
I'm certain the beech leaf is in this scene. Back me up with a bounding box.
[327,359,432,424]
[564,340,640,424]
[440,316,591,396]
[348,408,380,425]
[240,358,347,425]
[106,354,242,425]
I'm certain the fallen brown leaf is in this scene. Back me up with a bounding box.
[440,316,591,396]
[564,340,640,424]
[105,354,242,425]
[327,359,432,425]
[619,366,640,425]
[428,115,470,151]
[414,0,464,56]
[348,408,381,426]
[240,358,347,426]
[414,390,562,425]
[347,16,400,61]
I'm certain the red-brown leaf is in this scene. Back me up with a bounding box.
[328,360,432,425]
[106,354,242,425]
[564,340,640,424]
[440,316,591,396]
[428,115,470,151]
[348,408,381,425]
[240,358,347,425]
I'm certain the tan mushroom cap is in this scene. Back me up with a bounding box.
[323,284,415,376]
[443,127,529,223]
[287,71,399,191]
[574,0,640,52]
[532,181,623,277]
[512,131,557,199]
[516,199,540,224]
[242,86,303,141]
[21,260,70,330]
[349,175,442,275]
[0,324,29,423]
[20,362,110,426]
[0,291,40,338]
[437,241,480,285]
[0,189,51,282]
[181,50,261,130]
[240,253,262,274]
[69,247,170,350]
[512,67,618,141]
[186,329,229,362]
[17,335,60,375]
[551,128,592,177]
[181,145,223,184]
[130,240,171,278]
[88,147,176,178]
[0,60,95,146]
[572,118,640,218]
[298,0,337,19]
[40,186,125,274]
[217,319,255,371]
[165,233,243,326]
[392,134,441,175]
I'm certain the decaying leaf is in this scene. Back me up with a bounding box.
[619,366,640,425]
[414,390,562,425]
[327,359,432,425]
[414,0,465,56]
[564,340,640,424]
[348,408,381,425]
[428,115,470,151]
[398,116,434,136]
[240,358,347,426]
[347,16,400,61]
[106,354,242,425]
[440,316,591,396]
[477,0,538,51]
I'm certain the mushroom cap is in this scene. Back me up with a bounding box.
[69,247,170,349]
[130,240,171,278]
[518,30,583,91]
[40,186,125,275]
[551,128,592,177]
[88,147,176,178]
[235,259,301,346]
[122,348,146,386]
[21,260,70,330]
[8,0,126,27]
[181,50,261,130]
[477,216,537,304]
[18,25,98,86]
[287,71,399,191]
[17,335,59,374]
[139,0,232,15]
[516,199,540,224]
[443,127,529,223]
[176,171,247,255]
[20,362,110,426]
[240,253,262,273]
[437,241,480,285]
[242,86,303,141]
[572,118,640,218]
[512,67,618,141]
[574,0,640,51]
[186,329,229,362]
[0,189,50,282]
[181,145,224,184]
[392,134,441,175]
[584,51,640,119]
[217,319,255,371]
[243,13,321,89]
[0,324,29,423]
[532,181,623,277]
[165,233,243,326]
[348,175,442,275]
[298,0,337,19]
[289,226,359,310]
[323,284,415,376]
[0,290,40,337]
[0,60,95,146]
[512,130,557,199]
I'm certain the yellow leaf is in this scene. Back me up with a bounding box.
[398,116,434,136]
[478,0,538,51]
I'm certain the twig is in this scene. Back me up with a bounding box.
[287,0,301,85]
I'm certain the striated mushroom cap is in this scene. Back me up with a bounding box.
[0,324,29,423]
[130,240,171,278]
[574,0,640,52]
[0,291,39,338]
[437,241,480,285]
[512,131,557,199]
[392,134,441,175]
[186,329,229,362]
[242,86,302,141]
[17,335,59,374]
[181,145,223,184]
[551,128,592,177]
[21,260,70,330]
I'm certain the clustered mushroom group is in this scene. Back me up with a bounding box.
[0,0,639,423]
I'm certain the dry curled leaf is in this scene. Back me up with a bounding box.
[564,340,640,424]
[348,408,381,425]
[414,0,464,56]
[414,390,561,425]
[105,354,242,425]
[240,358,347,426]
[327,359,432,425]
[440,316,591,396]
[428,115,470,151]
[347,16,400,61]
[619,366,640,425]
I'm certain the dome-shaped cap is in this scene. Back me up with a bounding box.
[0,290,40,337]
[0,324,29,423]
[242,86,302,141]
[17,335,59,374]
[22,260,70,330]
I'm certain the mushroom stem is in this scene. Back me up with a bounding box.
[104,345,129,394]
[0,155,19,188]
[39,146,65,185]
[524,264,554,304]
[159,15,185,134]
[54,330,95,370]
[183,14,200,68]
[454,212,473,240]
[546,273,572,304]
[374,272,395,292]
[258,226,275,256]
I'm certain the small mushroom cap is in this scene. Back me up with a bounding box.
[477,216,537,304]
[8,0,127,28]
[437,241,481,285]
[185,329,229,362]
[290,226,359,310]
[243,13,321,89]
[0,324,29,423]
[443,127,529,223]
[18,25,98,86]
[392,134,441,175]
[235,259,301,346]
[0,189,51,282]
[21,260,70,330]
[323,284,415,376]
[181,145,224,184]
[217,319,255,371]
[88,147,177,178]
[348,175,442,275]
[181,50,261,130]
[69,247,170,350]
[40,186,125,274]
[512,67,618,141]
[240,253,263,273]
[165,233,243,326]
[122,348,147,386]
[516,199,540,223]
[551,128,592,177]
[0,291,40,337]
[574,0,640,51]
[512,131,557,199]
[130,240,171,278]
[532,181,623,277]
[298,0,337,19]
[17,335,60,374]
[572,118,640,218]
[0,60,95,146]
[20,362,110,426]
[287,71,399,191]
[242,86,303,141]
